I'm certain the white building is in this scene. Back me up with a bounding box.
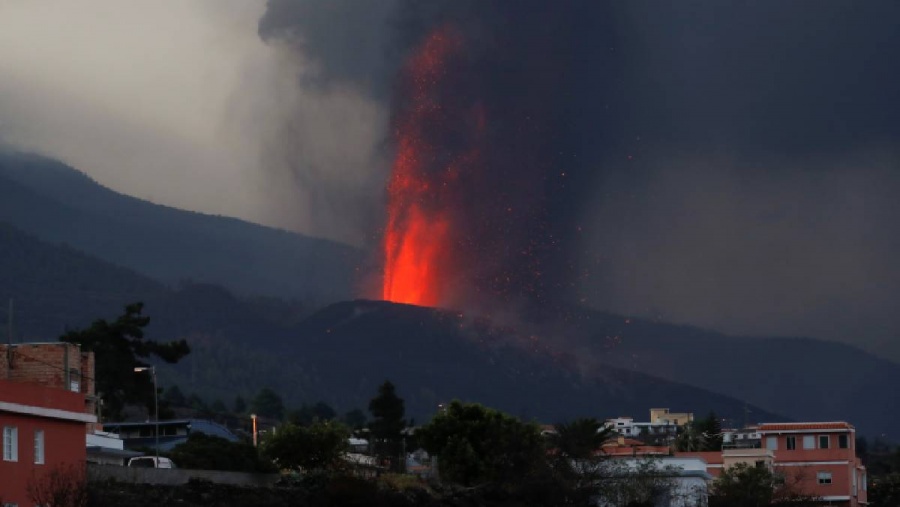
[594,456,711,507]
[606,409,692,440]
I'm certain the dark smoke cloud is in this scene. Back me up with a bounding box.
[259,1,900,356]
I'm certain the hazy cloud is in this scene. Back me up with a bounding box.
[0,0,387,245]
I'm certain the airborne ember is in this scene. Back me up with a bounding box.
[382,26,477,307]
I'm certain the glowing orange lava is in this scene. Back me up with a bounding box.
[382,27,464,306]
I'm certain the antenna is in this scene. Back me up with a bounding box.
[6,298,12,375]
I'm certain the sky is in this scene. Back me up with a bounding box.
[1,0,899,356]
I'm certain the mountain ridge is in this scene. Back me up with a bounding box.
[0,151,362,301]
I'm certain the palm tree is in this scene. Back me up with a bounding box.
[552,417,615,459]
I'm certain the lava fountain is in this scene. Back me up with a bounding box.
[382,26,475,306]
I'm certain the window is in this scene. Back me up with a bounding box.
[803,435,815,449]
[819,435,830,449]
[34,429,44,464]
[817,471,833,484]
[3,426,17,462]
[786,436,796,450]
[766,436,778,450]
[839,434,849,449]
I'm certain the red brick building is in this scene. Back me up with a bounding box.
[1,343,100,505]
[0,379,96,506]
[0,343,97,427]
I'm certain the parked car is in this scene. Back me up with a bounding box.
[127,456,176,468]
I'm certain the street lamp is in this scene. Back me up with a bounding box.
[134,366,159,465]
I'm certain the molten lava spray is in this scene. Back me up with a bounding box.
[382,27,471,306]
[376,4,607,310]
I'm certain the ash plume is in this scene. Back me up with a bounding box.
[259,0,900,353]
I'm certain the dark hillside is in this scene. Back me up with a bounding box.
[519,304,900,439]
[1,217,893,434]
[0,152,362,301]
[0,222,777,424]
[252,300,785,425]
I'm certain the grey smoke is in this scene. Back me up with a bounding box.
[2,0,899,359]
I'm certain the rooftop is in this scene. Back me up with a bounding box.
[758,422,853,432]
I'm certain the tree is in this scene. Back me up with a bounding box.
[674,423,708,452]
[162,385,186,406]
[233,395,247,414]
[188,393,212,418]
[709,462,818,507]
[261,420,350,472]
[417,400,546,487]
[368,380,406,472]
[343,408,367,429]
[368,380,406,440]
[870,473,900,507]
[170,433,274,473]
[60,302,190,420]
[252,387,285,420]
[551,417,614,460]
[27,463,88,507]
[593,458,680,507]
[287,405,315,426]
[211,399,227,413]
[694,412,724,451]
[287,401,337,426]
[312,401,336,421]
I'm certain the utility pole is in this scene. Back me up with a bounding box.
[134,367,159,465]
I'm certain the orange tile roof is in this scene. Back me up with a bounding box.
[602,438,645,447]
[758,422,853,431]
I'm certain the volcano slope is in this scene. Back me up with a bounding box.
[269,299,781,425]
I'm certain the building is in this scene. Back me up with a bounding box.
[758,422,867,506]
[722,425,761,446]
[1,379,97,506]
[678,421,867,506]
[594,456,711,507]
[86,429,141,465]
[601,436,671,457]
[650,408,694,426]
[103,418,240,452]
[606,408,694,442]
[0,342,97,427]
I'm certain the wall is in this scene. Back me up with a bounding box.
[87,463,280,487]
[0,381,90,506]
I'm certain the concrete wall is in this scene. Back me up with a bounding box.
[87,463,280,487]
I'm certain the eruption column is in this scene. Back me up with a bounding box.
[382,27,464,306]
